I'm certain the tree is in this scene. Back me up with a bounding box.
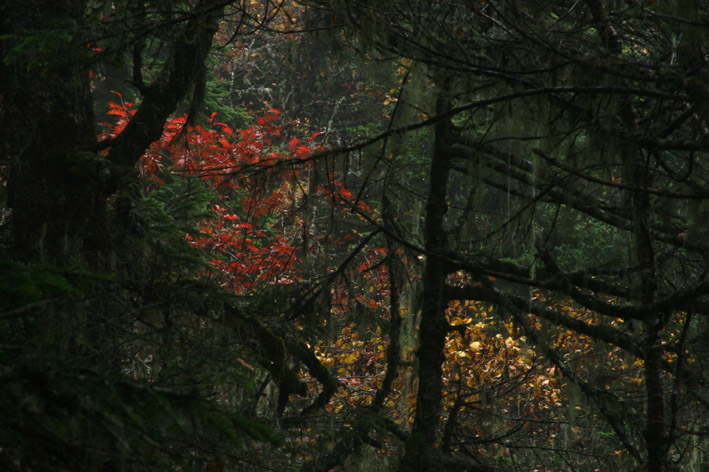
[302,1,709,471]
[0,1,310,470]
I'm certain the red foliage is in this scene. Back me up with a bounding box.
[100,96,327,293]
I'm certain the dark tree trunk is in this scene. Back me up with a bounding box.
[584,1,665,469]
[399,86,453,472]
[0,0,223,370]
[1,0,108,265]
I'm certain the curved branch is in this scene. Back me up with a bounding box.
[105,0,224,187]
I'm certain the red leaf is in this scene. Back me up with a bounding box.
[307,130,324,142]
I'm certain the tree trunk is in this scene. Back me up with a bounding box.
[1,0,108,265]
[584,1,665,469]
[399,86,453,472]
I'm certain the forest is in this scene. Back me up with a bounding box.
[1,1,708,471]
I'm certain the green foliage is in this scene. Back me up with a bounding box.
[0,354,281,472]
[543,206,629,272]
[139,175,215,269]
[0,260,110,314]
[204,73,253,129]
[1,21,90,76]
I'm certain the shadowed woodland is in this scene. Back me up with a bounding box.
[1,1,709,471]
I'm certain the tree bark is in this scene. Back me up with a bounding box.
[1,0,108,265]
[399,85,453,472]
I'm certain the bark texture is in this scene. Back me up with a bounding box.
[399,86,453,472]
